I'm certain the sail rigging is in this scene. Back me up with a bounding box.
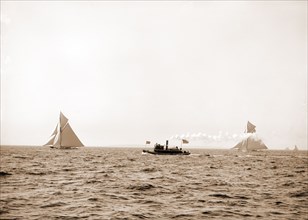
[44,112,84,148]
[233,121,267,152]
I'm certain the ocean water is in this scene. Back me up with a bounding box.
[0,146,307,220]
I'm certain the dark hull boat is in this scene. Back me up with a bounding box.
[143,149,190,155]
[143,141,190,155]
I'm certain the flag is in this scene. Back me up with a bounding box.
[146,141,151,144]
[182,139,189,144]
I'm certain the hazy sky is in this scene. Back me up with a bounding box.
[1,1,307,149]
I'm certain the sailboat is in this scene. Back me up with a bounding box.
[44,112,84,149]
[232,121,268,152]
[293,145,299,151]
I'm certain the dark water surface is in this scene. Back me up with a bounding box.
[0,146,307,219]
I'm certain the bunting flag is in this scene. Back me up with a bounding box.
[146,141,151,144]
[182,139,189,144]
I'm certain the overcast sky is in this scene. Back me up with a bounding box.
[1,1,307,149]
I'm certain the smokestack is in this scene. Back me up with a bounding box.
[166,140,168,150]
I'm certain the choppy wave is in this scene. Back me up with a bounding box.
[0,146,307,219]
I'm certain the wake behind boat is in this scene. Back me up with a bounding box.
[143,140,190,155]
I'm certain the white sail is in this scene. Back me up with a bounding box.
[233,121,268,152]
[246,136,267,151]
[52,124,58,136]
[44,124,58,146]
[61,123,84,147]
[233,139,245,150]
[233,135,267,152]
[60,112,68,130]
[44,134,56,146]
[44,112,84,148]
[53,131,61,148]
